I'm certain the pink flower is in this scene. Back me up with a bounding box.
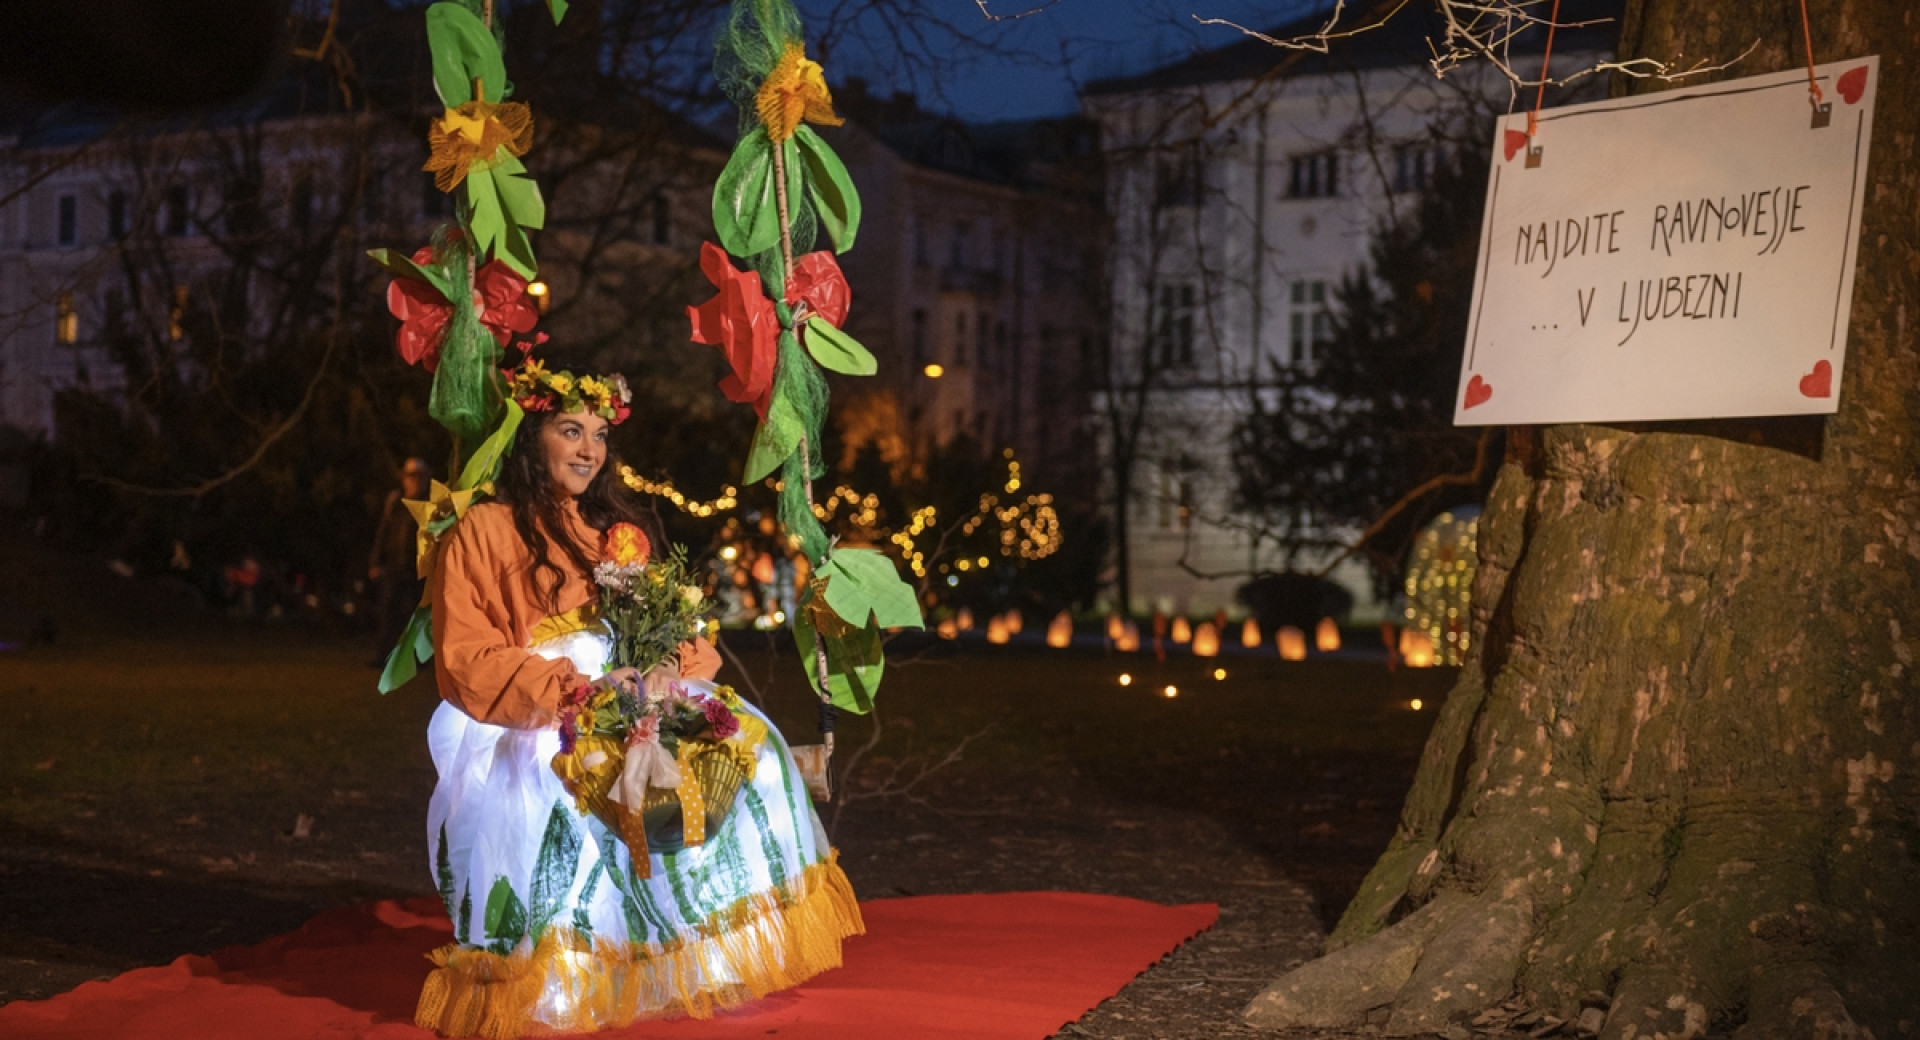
[702,697,739,740]
[627,714,661,748]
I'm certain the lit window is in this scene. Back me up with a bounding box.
[55,292,78,344]
[169,285,188,341]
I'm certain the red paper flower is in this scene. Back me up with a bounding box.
[687,242,778,419]
[787,251,850,328]
[385,247,538,371]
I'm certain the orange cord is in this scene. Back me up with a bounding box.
[1799,0,1824,106]
[1527,0,1563,138]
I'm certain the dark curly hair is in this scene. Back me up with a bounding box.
[492,409,655,612]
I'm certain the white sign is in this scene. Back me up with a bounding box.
[1455,58,1878,426]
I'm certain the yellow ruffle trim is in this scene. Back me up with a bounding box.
[414,852,864,1039]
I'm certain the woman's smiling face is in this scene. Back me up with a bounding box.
[540,411,610,497]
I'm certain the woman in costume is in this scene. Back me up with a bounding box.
[414,363,862,1039]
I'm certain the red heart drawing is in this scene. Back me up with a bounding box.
[1837,66,1868,104]
[1798,359,1833,398]
[1463,374,1493,409]
[1503,129,1529,162]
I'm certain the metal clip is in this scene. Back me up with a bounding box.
[1811,101,1832,129]
[1525,143,1544,169]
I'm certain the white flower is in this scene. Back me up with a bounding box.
[681,585,704,606]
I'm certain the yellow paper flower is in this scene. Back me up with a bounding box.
[549,373,574,394]
[424,98,534,193]
[578,375,610,400]
[756,41,843,144]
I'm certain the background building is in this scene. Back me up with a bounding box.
[1082,5,1614,618]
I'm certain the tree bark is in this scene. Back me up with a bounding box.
[1247,2,1919,1036]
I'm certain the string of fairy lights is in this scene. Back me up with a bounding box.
[1403,510,1477,667]
[619,452,1062,586]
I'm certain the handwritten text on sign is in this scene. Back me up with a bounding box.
[1455,59,1877,426]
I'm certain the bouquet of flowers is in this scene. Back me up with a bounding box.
[550,524,764,877]
[593,523,703,673]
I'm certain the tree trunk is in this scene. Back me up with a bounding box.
[1247,2,1919,1036]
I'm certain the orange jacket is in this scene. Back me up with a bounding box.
[429,500,721,729]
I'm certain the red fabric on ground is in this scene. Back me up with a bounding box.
[0,893,1216,1039]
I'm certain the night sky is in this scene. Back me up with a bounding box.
[815,0,1331,121]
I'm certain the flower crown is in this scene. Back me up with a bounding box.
[506,356,632,424]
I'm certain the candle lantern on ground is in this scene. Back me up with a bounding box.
[956,607,974,632]
[1003,610,1023,635]
[1171,617,1192,644]
[1191,622,1220,657]
[1047,611,1073,648]
[1240,617,1262,648]
[1315,617,1341,652]
[1277,626,1307,661]
[1116,620,1141,653]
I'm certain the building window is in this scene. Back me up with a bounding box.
[1154,147,1202,208]
[104,287,126,339]
[1393,145,1434,193]
[108,191,128,239]
[169,285,188,342]
[55,292,78,344]
[976,311,990,369]
[649,191,670,245]
[1156,460,1194,530]
[1287,151,1339,199]
[913,217,929,267]
[910,308,928,367]
[291,173,315,231]
[1151,283,1196,367]
[1288,280,1332,364]
[57,195,78,245]
[949,221,967,271]
[994,321,1008,372]
[165,185,190,236]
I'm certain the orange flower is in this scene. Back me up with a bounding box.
[424,99,534,193]
[603,523,651,569]
[755,41,842,144]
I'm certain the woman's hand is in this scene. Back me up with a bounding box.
[604,667,642,694]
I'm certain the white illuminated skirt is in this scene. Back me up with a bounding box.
[415,629,861,1039]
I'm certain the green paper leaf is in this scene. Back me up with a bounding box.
[794,126,861,254]
[483,875,528,950]
[466,161,543,279]
[527,801,583,941]
[457,400,523,490]
[426,3,505,106]
[743,388,805,484]
[803,315,877,376]
[378,605,434,693]
[367,247,454,300]
[712,129,780,259]
[818,548,924,631]
[491,155,546,230]
[544,0,568,23]
[793,602,885,714]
